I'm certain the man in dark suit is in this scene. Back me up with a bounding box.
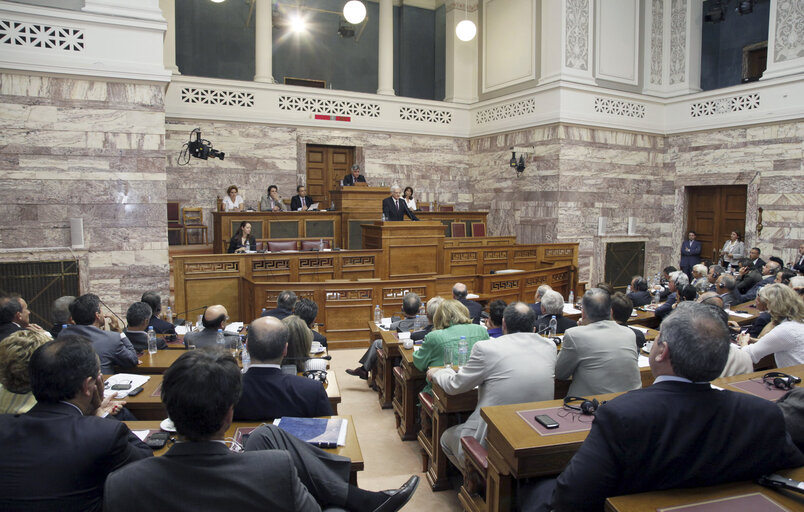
[234,316,331,420]
[525,303,804,511]
[748,246,766,271]
[0,295,29,341]
[715,274,740,307]
[141,291,175,335]
[529,284,552,316]
[737,260,780,302]
[679,231,702,280]
[610,292,645,350]
[58,294,138,374]
[453,282,482,324]
[382,185,419,221]
[736,258,761,294]
[654,270,688,322]
[793,243,804,274]
[293,298,327,348]
[123,302,167,353]
[534,290,577,334]
[261,290,297,320]
[105,348,419,512]
[183,304,240,349]
[626,276,651,307]
[0,335,151,512]
[342,164,367,186]
[290,185,315,211]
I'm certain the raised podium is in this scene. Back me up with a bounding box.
[361,221,445,279]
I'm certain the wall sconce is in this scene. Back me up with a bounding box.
[508,147,529,175]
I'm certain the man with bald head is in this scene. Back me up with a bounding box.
[453,282,482,324]
[233,316,331,420]
[183,305,239,349]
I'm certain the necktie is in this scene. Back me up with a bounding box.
[395,200,399,211]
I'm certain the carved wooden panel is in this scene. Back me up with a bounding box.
[526,276,549,287]
[299,258,334,268]
[490,280,518,291]
[185,262,239,274]
[263,290,316,304]
[325,289,373,301]
[343,256,375,266]
[551,271,569,282]
[450,251,478,262]
[381,286,426,300]
[252,260,290,272]
[514,250,539,258]
[483,250,508,260]
[544,248,575,258]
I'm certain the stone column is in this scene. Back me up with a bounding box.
[539,0,596,86]
[641,0,702,97]
[762,0,804,80]
[159,0,180,74]
[83,0,165,21]
[254,0,275,83]
[377,0,395,95]
[444,1,478,103]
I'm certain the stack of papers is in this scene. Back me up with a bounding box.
[562,304,582,315]
[104,374,150,398]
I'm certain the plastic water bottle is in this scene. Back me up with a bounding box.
[457,336,468,368]
[318,238,324,251]
[567,291,574,306]
[241,339,250,371]
[216,329,225,347]
[626,284,632,295]
[147,326,157,355]
[548,316,558,337]
[374,305,382,324]
[652,290,660,305]
[381,213,387,222]
[166,306,173,325]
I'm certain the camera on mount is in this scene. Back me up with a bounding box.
[188,128,224,161]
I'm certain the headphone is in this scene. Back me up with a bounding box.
[563,396,600,415]
[763,372,801,391]
[303,370,328,383]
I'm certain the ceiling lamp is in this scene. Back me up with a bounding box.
[343,1,366,24]
[456,19,476,42]
[210,0,225,3]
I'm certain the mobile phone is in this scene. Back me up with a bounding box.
[111,382,132,390]
[145,431,170,449]
[535,414,559,429]
[127,386,143,396]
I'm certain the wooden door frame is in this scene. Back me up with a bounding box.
[298,140,363,204]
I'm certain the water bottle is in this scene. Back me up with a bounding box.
[318,238,324,251]
[381,213,387,222]
[147,326,157,355]
[626,284,632,295]
[567,291,574,306]
[652,290,660,305]
[166,306,173,325]
[548,316,558,337]
[330,200,335,210]
[226,333,238,358]
[457,336,468,368]
[374,305,382,324]
[216,329,225,347]
[241,339,250,371]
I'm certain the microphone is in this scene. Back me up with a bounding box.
[171,305,208,325]
[97,296,126,330]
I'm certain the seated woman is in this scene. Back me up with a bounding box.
[222,185,244,212]
[403,186,417,211]
[413,299,489,396]
[0,329,50,414]
[227,221,255,253]
[281,315,315,372]
[738,284,804,367]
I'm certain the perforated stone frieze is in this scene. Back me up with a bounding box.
[278,95,380,117]
[475,98,536,124]
[689,93,760,117]
[399,106,452,124]
[593,97,646,118]
[0,20,84,51]
[181,87,255,107]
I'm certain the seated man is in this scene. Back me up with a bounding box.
[555,288,640,397]
[428,302,557,470]
[525,303,804,511]
[610,292,645,350]
[262,290,297,320]
[346,293,422,380]
[183,305,239,350]
[0,294,40,342]
[234,316,331,420]
[737,260,780,302]
[260,184,287,212]
[49,295,75,338]
[0,336,151,511]
[105,349,419,512]
[715,273,740,307]
[736,258,761,294]
[411,296,443,342]
[293,298,327,348]
[484,299,506,338]
[123,302,166,353]
[140,291,176,335]
[654,270,689,321]
[529,284,552,315]
[59,294,138,374]
[534,290,577,334]
[453,282,482,324]
[343,163,367,186]
[626,276,651,307]
[290,185,314,211]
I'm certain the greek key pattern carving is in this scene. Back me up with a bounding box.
[526,276,549,287]
[668,0,687,85]
[325,289,373,301]
[551,271,569,282]
[252,260,290,271]
[690,93,760,117]
[491,280,518,291]
[545,248,575,258]
[474,97,535,124]
[399,106,452,124]
[265,290,315,303]
[181,87,254,107]
[650,0,663,85]
[343,256,374,266]
[382,287,426,299]
[299,258,333,269]
[278,95,380,117]
[483,250,508,260]
[594,97,646,119]
[514,250,539,258]
[185,262,239,274]
[0,20,84,51]
[451,252,477,262]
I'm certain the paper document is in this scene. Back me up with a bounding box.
[104,373,150,398]
[225,322,244,333]
[175,326,188,335]
[562,305,582,315]
[132,430,151,442]
[729,311,753,318]
[637,355,651,368]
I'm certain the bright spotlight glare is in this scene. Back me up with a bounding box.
[290,13,306,33]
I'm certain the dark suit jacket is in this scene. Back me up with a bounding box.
[148,315,176,335]
[459,298,483,324]
[124,330,167,353]
[626,290,651,308]
[752,257,766,270]
[262,307,293,320]
[679,240,702,270]
[627,326,646,350]
[183,327,240,350]
[653,292,677,322]
[312,329,327,348]
[227,234,256,253]
[746,311,772,337]
[535,314,577,334]
[793,254,804,274]
[0,321,21,342]
[736,269,762,294]
[0,402,151,512]
[104,440,318,512]
[342,174,366,186]
[382,196,418,221]
[290,195,314,211]
[411,324,433,341]
[738,274,775,302]
[58,324,138,374]
[233,366,332,421]
[529,302,541,315]
[548,380,804,511]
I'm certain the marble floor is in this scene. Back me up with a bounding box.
[331,348,463,511]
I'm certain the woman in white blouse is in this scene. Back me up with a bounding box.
[719,231,744,269]
[222,185,244,212]
[403,186,417,211]
[738,284,804,367]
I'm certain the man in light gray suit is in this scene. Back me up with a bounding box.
[428,302,557,470]
[183,305,240,349]
[555,288,641,397]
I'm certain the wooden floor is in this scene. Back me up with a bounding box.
[331,348,463,511]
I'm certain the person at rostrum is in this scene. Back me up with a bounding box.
[428,302,557,471]
[123,302,167,353]
[227,221,256,253]
[382,185,419,221]
[342,164,366,186]
[679,231,702,280]
[222,184,244,212]
[104,348,420,512]
[260,184,287,212]
[183,305,240,350]
[0,336,152,512]
[523,303,804,512]
[290,185,315,211]
[233,316,331,421]
[402,186,417,211]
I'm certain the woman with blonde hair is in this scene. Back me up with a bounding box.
[413,299,489,395]
[738,283,804,367]
[0,329,50,414]
[281,315,313,372]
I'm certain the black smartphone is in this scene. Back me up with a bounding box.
[110,382,131,390]
[535,414,559,429]
[127,386,143,396]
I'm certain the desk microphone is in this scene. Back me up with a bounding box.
[171,305,208,325]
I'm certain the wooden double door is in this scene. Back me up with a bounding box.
[306,145,354,209]
[687,185,747,264]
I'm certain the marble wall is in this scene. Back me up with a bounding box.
[0,72,170,316]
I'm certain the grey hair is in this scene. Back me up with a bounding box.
[670,270,689,288]
[692,264,707,275]
[582,288,611,323]
[717,274,736,291]
[659,303,730,382]
[540,290,564,316]
[426,296,444,320]
[390,184,401,193]
[536,284,552,300]
[350,164,360,171]
[52,296,76,325]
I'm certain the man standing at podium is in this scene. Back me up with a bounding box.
[382,185,419,221]
[342,164,366,186]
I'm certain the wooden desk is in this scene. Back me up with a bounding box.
[362,221,446,279]
[712,364,804,397]
[394,345,426,441]
[122,350,184,374]
[125,416,364,485]
[605,466,804,512]
[212,211,342,254]
[112,372,342,420]
[376,330,402,409]
[629,300,758,331]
